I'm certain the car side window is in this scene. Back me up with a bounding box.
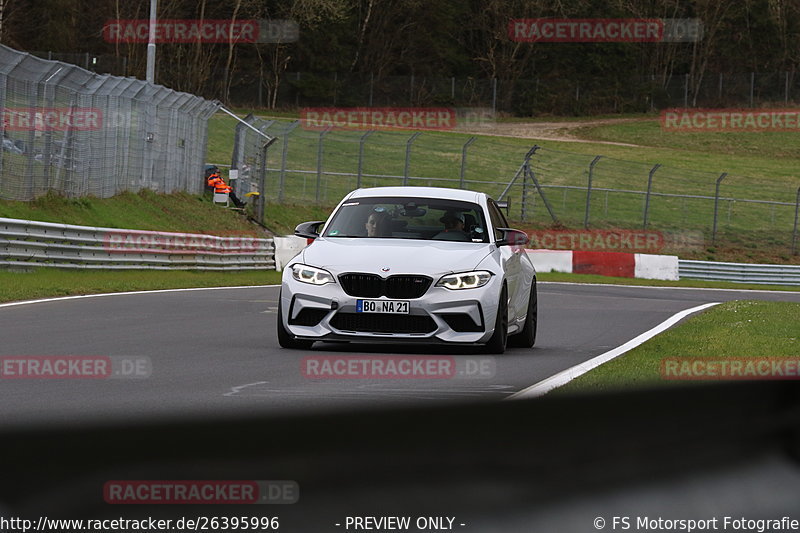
[487,201,508,241]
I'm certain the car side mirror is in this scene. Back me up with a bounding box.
[496,228,529,247]
[295,221,325,240]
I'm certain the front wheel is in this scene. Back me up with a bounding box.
[508,279,537,348]
[277,293,314,350]
[485,285,508,354]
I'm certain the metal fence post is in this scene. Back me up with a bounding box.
[230,116,247,172]
[403,132,421,186]
[357,130,375,189]
[278,120,299,202]
[520,147,557,223]
[793,186,800,255]
[498,145,539,202]
[315,126,331,203]
[460,137,476,189]
[228,113,274,202]
[522,168,529,222]
[712,172,728,245]
[41,73,57,192]
[527,165,557,224]
[257,138,276,224]
[584,155,602,228]
[643,163,661,229]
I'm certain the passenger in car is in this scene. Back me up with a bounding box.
[433,212,470,241]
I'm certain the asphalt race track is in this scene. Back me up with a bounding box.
[1,282,798,427]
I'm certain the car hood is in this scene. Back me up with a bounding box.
[301,238,493,276]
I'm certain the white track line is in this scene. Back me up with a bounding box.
[0,284,281,309]
[506,302,722,400]
[0,280,794,311]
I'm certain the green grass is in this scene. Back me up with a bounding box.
[554,300,800,395]
[207,110,799,261]
[0,190,260,235]
[263,202,333,235]
[0,268,281,304]
[211,111,800,184]
[574,118,800,162]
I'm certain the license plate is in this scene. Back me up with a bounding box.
[356,299,410,314]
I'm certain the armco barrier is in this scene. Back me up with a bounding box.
[528,249,799,285]
[678,260,800,286]
[0,217,274,270]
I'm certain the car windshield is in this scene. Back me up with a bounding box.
[322,197,489,243]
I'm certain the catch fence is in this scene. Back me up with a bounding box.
[229,117,799,256]
[0,45,219,201]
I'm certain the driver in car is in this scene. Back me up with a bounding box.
[365,209,391,237]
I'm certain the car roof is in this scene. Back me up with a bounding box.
[347,186,485,204]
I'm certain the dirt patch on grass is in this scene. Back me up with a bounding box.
[456,117,649,146]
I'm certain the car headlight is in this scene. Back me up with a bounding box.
[436,271,492,290]
[291,264,335,285]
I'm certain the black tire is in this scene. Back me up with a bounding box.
[485,284,508,354]
[508,279,537,348]
[277,293,314,350]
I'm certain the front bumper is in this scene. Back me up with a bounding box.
[280,272,501,345]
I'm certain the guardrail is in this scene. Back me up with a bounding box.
[679,259,800,286]
[0,217,275,270]
[3,216,797,283]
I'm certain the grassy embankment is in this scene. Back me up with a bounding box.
[206,111,800,264]
[553,300,800,394]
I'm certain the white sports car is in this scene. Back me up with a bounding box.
[277,186,537,354]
